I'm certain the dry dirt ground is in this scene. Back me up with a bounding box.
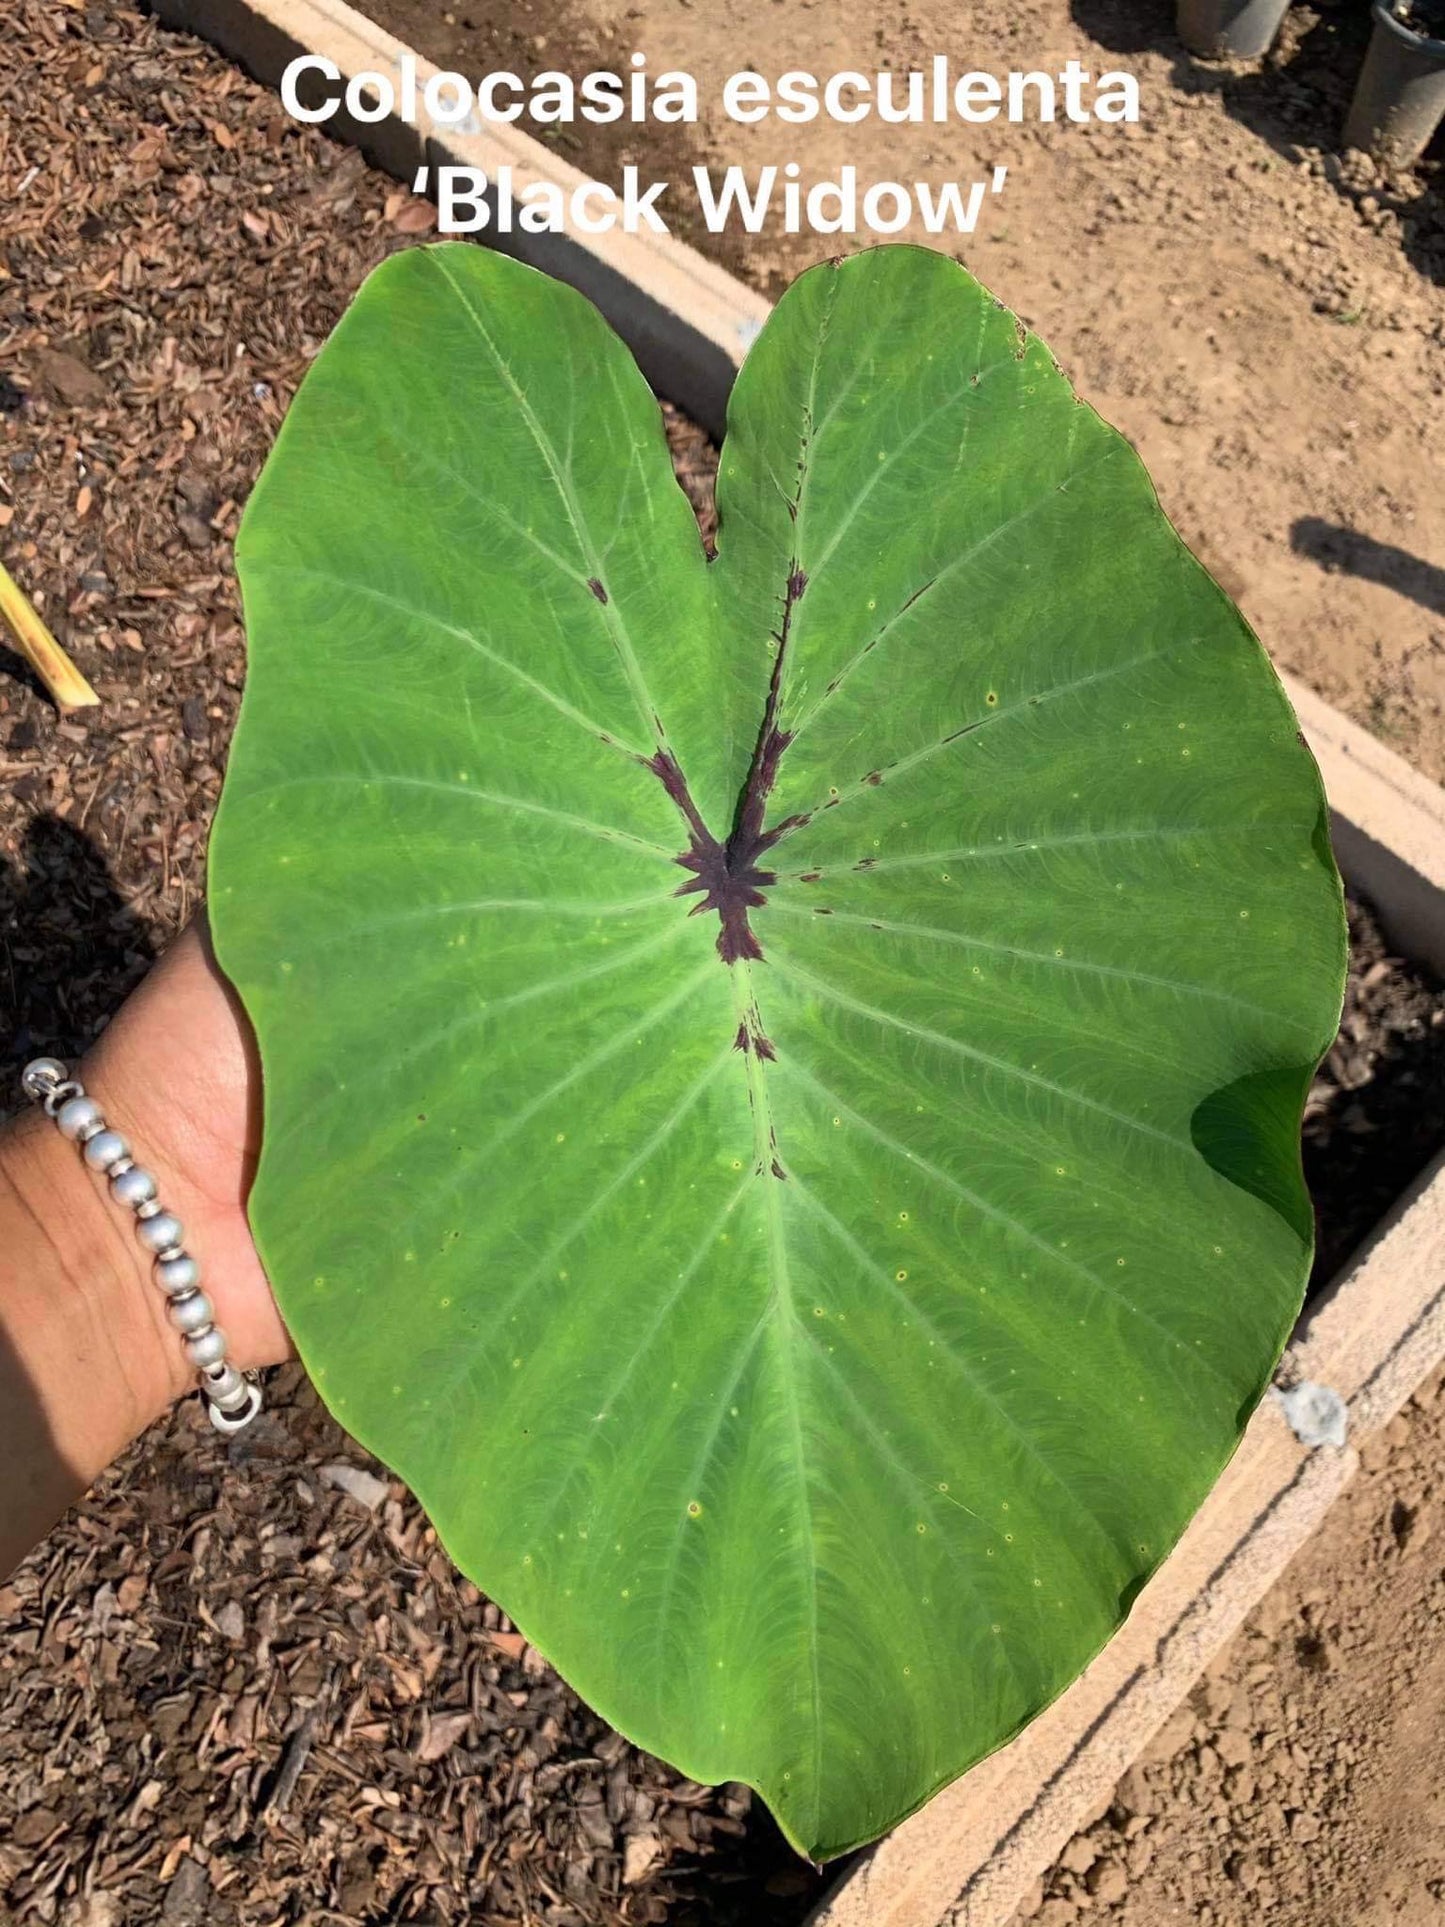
[1000,1357,1445,1927]
[1,1,1444,1924]
[379,0,1445,779]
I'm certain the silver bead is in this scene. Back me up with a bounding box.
[21,1058,67,1101]
[203,1363,250,1411]
[111,1166,158,1210]
[168,1290,215,1336]
[154,1253,200,1295]
[212,1386,257,1420]
[137,1211,183,1256]
[208,1380,262,1431]
[83,1129,130,1173]
[56,1095,104,1142]
[185,1327,227,1369]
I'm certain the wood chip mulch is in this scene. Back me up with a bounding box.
[0,1371,819,1927]
[1303,895,1445,1288]
[2,5,1442,1927]
[0,4,819,1924]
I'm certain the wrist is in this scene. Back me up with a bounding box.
[0,1102,185,1487]
[1,919,284,1575]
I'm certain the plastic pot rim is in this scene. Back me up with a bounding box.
[1370,1,1445,59]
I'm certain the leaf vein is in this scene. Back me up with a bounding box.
[767,901,1289,1027]
[783,1056,1238,1398]
[267,565,652,762]
[426,249,673,749]
[773,955,1189,1151]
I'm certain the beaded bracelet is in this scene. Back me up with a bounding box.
[19,1057,263,1434]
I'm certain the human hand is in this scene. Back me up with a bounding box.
[75,916,293,1390]
[1,918,290,1572]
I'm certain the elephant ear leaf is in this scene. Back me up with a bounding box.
[210,242,1345,1861]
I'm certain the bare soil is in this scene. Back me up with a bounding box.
[1,2,1444,1924]
[373,0,1445,781]
[1002,1357,1445,1927]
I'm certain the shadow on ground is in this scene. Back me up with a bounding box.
[0,813,156,1091]
[0,811,158,1587]
[0,642,50,712]
[1292,516,1445,617]
[1304,896,1445,1286]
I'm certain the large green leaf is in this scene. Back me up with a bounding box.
[210,243,1344,1859]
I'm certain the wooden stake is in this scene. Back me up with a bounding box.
[0,556,100,713]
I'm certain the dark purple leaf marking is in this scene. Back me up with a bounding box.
[639,340,857,976]
[645,546,813,964]
[733,1019,779,1060]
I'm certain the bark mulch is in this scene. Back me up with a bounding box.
[0,1373,818,1927]
[1,5,814,1923]
[1,4,1443,1926]
[1303,896,1445,1291]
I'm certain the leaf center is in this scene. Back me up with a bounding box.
[651,566,811,964]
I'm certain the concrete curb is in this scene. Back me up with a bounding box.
[137,7,1445,1919]
[1282,672,1445,977]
